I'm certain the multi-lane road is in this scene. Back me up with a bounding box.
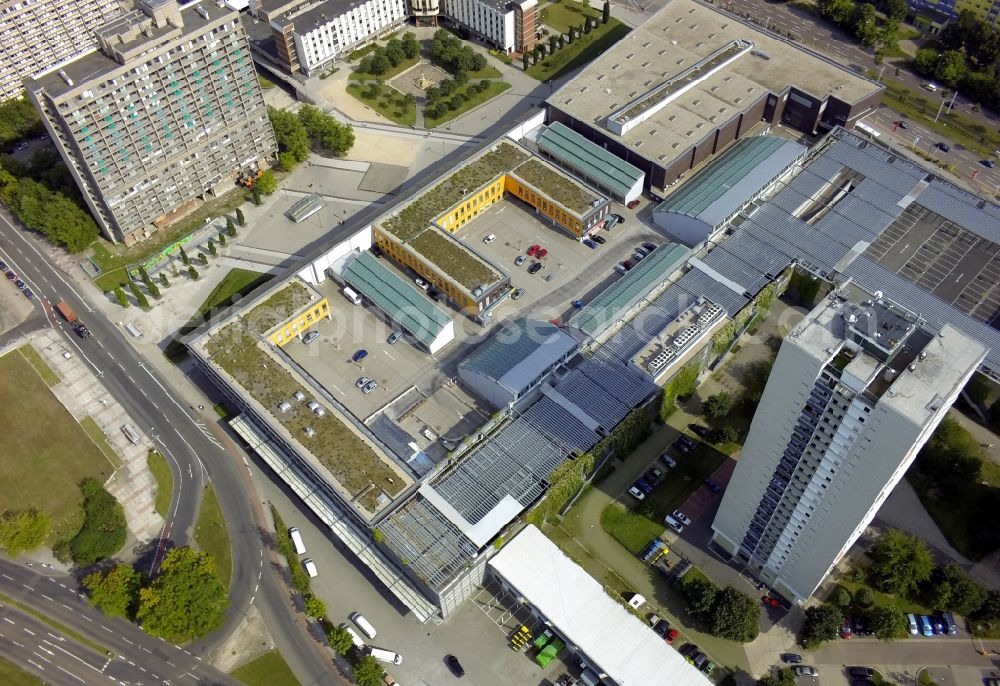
[0,211,342,685]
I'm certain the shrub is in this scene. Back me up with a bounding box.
[69,479,127,566]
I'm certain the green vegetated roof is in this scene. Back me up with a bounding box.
[203,322,405,509]
[538,122,643,199]
[572,243,689,337]
[381,141,530,241]
[511,158,601,216]
[409,230,500,291]
[343,252,451,346]
[656,136,797,220]
[459,319,572,381]
[244,280,315,334]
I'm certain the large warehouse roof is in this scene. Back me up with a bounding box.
[459,319,578,394]
[490,526,714,686]
[655,136,805,228]
[342,252,451,347]
[537,122,644,199]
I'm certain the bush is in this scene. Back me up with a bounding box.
[709,426,738,444]
[802,603,843,646]
[703,392,732,419]
[831,587,852,608]
[0,509,50,555]
[69,479,127,567]
[854,586,875,608]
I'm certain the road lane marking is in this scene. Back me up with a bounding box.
[101,625,113,633]
[123,638,133,645]
[62,604,73,611]
[57,665,85,682]
[23,628,35,636]
[81,615,92,622]
[22,584,33,591]
[2,574,12,580]
[3,617,15,624]
[41,594,53,601]
[27,659,44,671]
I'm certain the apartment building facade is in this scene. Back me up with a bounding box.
[442,0,536,52]
[710,285,985,602]
[26,0,276,245]
[0,0,125,103]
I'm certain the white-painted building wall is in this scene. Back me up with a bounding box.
[292,0,408,74]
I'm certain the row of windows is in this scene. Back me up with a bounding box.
[271,303,330,344]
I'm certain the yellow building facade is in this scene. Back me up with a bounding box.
[265,298,331,347]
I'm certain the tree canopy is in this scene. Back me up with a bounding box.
[703,392,732,419]
[1,174,99,253]
[0,96,42,150]
[84,563,142,619]
[870,605,907,641]
[69,479,127,567]
[137,547,227,642]
[352,655,385,686]
[267,106,310,165]
[429,29,487,73]
[867,529,934,597]
[327,625,354,655]
[924,562,986,616]
[710,586,760,643]
[802,603,843,647]
[0,509,50,556]
[298,105,355,157]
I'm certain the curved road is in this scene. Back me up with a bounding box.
[0,212,341,685]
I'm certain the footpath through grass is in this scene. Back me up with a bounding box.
[0,352,113,535]
[527,20,630,81]
[147,451,173,518]
[346,83,416,126]
[0,655,46,686]
[17,345,59,386]
[231,650,301,686]
[194,485,233,590]
[424,81,511,128]
[349,56,419,81]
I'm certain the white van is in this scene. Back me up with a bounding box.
[343,286,362,305]
[302,558,318,577]
[288,527,306,555]
[349,612,377,639]
[369,648,403,665]
[339,623,366,649]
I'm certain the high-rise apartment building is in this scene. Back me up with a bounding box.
[711,283,985,602]
[26,0,276,245]
[0,0,125,103]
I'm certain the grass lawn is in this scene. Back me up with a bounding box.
[643,443,728,521]
[349,56,419,81]
[194,485,232,590]
[17,346,59,386]
[346,83,416,126]
[424,81,511,128]
[0,655,46,686]
[827,580,930,638]
[231,650,301,686]
[541,0,601,34]
[468,65,502,79]
[600,502,665,554]
[526,20,630,81]
[257,75,276,90]
[79,416,122,469]
[906,469,995,561]
[146,451,173,518]
[91,186,250,291]
[0,351,114,538]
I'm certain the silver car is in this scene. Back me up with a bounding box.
[362,379,378,394]
[355,376,370,389]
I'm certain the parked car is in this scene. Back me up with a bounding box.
[781,653,802,664]
[627,485,646,500]
[528,261,544,274]
[652,618,671,639]
[633,251,646,262]
[644,467,664,484]
[930,615,944,635]
[5,270,15,281]
[841,618,853,639]
[678,643,699,658]
[981,159,996,168]
[511,288,525,300]
[919,615,934,637]
[621,260,634,271]
[0,260,6,271]
[535,248,548,259]
[415,277,429,290]
[704,479,722,494]
[592,234,606,244]
[635,478,654,495]
[701,661,716,676]
[627,199,641,209]
[362,379,378,394]
[615,264,628,275]
[659,453,677,469]
[671,510,690,527]
[848,667,875,679]
[15,141,29,152]
[582,239,597,249]
[15,278,26,290]
[23,288,33,299]
[677,435,695,449]
[608,213,624,225]
[689,424,710,438]
[906,613,919,635]
[673,439,692,454]
[794,666,818,677]
[302,330,320,344]
[572,299,585,308]
[483,234,496,243]
[351,349,368,362]
[664,515,684,534]
[355,376,370,389]
[692,654,708,670]
[527,244,539,256]
[762,595,780,608]
[445,655,465,678]
[515,255,527,266]
[665,628,678,643]
[387,331,403,345]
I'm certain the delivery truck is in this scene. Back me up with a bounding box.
[55,300,78,323]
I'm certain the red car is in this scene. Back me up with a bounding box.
[666,628,679,643]
[762,596,780,608]
[536,247,548,259]
[622,259,634,270]
[526,244,539,256]
[841,618,852,639]
[627,199,641,209]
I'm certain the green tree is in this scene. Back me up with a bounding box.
[884,0,907,20]
[758,668,797,686]
[709,425,738,444]
[114,286,129,308]
[974,590,1000,620]
[703,392,732,419]
[352,655,385,686]
[255,169,277,195]
[83,564,141,619]
[188,265,200,280]
[522,52,530,69]
[327,625,354,655]
[802,603,843,647]
[69,479,127,566]
[218,233,226,246]
[602,0,610,23]
[926,562,986,615]
[384,39,405,67]
[870,605,907,641]
[710,586,760,642]
[297,105,355,157]
[369,53,390,75]
[128,281,149,309]
[267,106,310,162]
[179,245,190,265]
[679,574,718,619]
[303,594,327,618]
[2,178,99,252]
[277,151,297,172]
[851,3,879,46]
[159,272,169,288]
[868,529,934,596]
[235,207,245,226]
[198,252,208,266]
[147,280,161,299]
[913,47,940,77]
[137,547,227,642]
[935,50,967,87]
[138,265,150,283]
[401,32,421,59]
[831,587,852,608]
[549,35,558,52]
[0,509,50,555]
[0,96,42,150]
[252,186,261,205]
[208,238,218,257]
[854,586,874,608]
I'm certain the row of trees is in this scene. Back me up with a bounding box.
[677,572,760,643]
[429,29,488,74]
[84,547,228,642]
[268,104,355,173]
[356,32,421,76]
[425,75,493,120]
[816,0,901,49]
[522,8,608,70]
